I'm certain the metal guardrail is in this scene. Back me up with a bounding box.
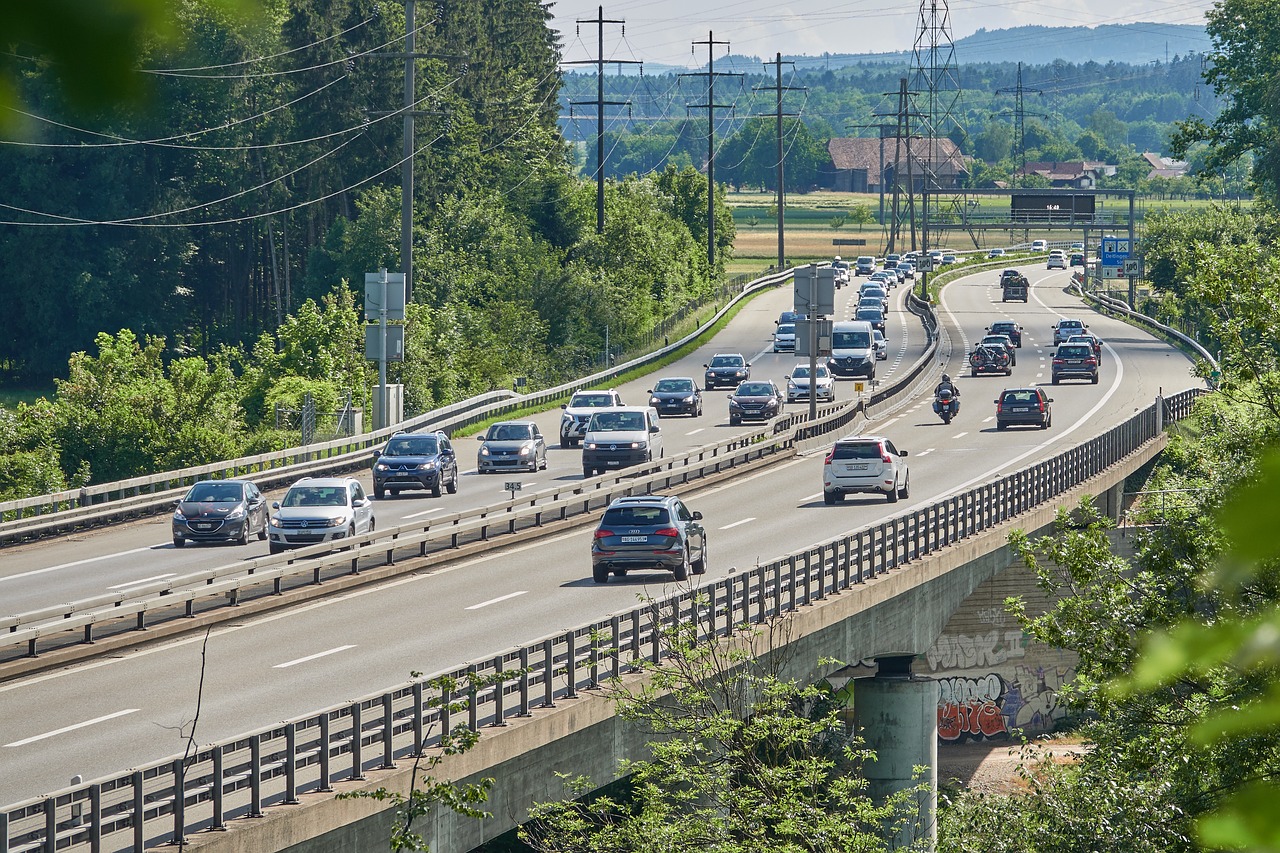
[0,387,1203,853]
[1073,280,1219,373]
[0,289,945,663]
[0,270,798,544]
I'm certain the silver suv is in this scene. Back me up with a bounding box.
[268,477,375,554]
[822,435,909,504]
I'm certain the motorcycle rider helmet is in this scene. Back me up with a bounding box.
[941,374,950,382]
[834,255,841,262]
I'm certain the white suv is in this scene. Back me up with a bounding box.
[559,388,625,448]
[822,435,909,504]
[786,364,835,402]
[268,477,375,554]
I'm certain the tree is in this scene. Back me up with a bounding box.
[1170,0,1280,205]
[520,611,924,853]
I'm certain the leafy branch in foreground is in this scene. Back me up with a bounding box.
[520,602,926,853]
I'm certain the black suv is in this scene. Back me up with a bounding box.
[995,387,1053,430]
[703,353,751,390]
[372,431,458,498]
[986,320,1022,347]
[1051,342,1100,384]
[591,495,707,583]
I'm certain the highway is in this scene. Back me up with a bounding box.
[0,263,1199,806]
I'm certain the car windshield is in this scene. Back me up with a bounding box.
[1059,346,1091,358]
[570,393,614,408]
[792,365,826,379]
[856,308,882,319]
[185,482,243,502]
[384,436,438,456]
[736,383,774,396]
[833,330,871,348]
[992,323,1015,332]
[711,355,744,367]
[1002,390,1039,404]
[832,441,882,460]
[654,379,694,393]
[602,505,670,526]
[487,423,532,441]
[283,486,347,508]
[874,330,885,342]
[1060,321,1083,330]
[982,336,1009,346]
[776,324,795,335]
[862,287,886,297]
[589,411,646,431]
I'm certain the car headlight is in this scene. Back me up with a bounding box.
[479,446,490,456]
[330,514,351,527]
[584,442,597,450]
[518,444,532,456]
[173,509,186,521]
[226,506,245,520]
[375,462,389,472]
[650,397,661,406]
[270,515,282,526]
[631,441,646,450]
[417,461,437,470]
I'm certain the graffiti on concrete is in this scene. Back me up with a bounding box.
[924,629,1028,672]
[936,666,1069,742]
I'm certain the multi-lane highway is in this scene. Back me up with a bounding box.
[0,264,1199,805]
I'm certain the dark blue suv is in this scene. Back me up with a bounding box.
[372,431,458,499]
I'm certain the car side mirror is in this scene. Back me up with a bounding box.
[900,450,909,456]
[476,434,485,441]
[993,399,1000,404]
[784,374,791,380]
[371,449,381,460]
[1047,398,1054,403]
[692,511,703,520]
[646,389,653,394]
[561,403,568,410]
[650,425,660,433]
[173,497,182,506]
[271,501,281,510]
[353,498,368,508]
[702,364,709,369]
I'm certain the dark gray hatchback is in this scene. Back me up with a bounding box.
[591,495,707,583]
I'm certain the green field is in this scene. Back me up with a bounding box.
[0,387,51,409]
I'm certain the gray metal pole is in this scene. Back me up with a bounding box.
[1128,191,1136,306]
[776,52,784,270]
[402,0,415,302]
[706,33,716,271]
[379,269,389,430]
[809,264,818,421]
[596,5,605,234]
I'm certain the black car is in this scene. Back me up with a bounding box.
[987,320,1023,347]
[172,479,268,547]
[1051,342,1099,384]
[995,387,1053,430]
[591,494,707,582]
[703,353,751,390]
[728,380,785,426]
[648,377,703,417]
[855,306,886,332]
[372,431,458,498]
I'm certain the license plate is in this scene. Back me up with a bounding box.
[850,463,869,470]
[1012,407,1029,412]
[606,460,620,466]
[620,536,646,543]
[1068,359,1081,364]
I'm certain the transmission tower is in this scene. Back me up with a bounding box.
[875,79,924,254]
[995,63,1045,188]
[681,33,742,270]
[909,0,964,258]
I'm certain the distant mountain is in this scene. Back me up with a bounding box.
[611,22,1209,76]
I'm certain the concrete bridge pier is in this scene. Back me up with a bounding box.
[852,656,939,850]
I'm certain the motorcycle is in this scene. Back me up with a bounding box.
[933,389,959,424]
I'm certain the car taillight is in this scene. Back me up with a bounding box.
[1053,358,1064,365]
[1038,399,1046,412]
[594,529,613,539]
[1087,357,1097,365]
[880,446,892,463]
[823,450,834,465]
[654,527,680,538]
[996,400,1003,413]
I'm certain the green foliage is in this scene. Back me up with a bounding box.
[520,612,924,853]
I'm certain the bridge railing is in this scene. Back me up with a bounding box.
[0,270,797,544]
[0,386,1201,853]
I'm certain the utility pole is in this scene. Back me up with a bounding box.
[565,8,640,234]
[682,33,742,271]
[875,79,924,253]
[848,121,895,240]
[995,63,1044,189]
[370,2,464,303]
[754,54,804,270]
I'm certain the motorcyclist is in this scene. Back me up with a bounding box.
[935,374,959,398]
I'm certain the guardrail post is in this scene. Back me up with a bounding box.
[170,758,185,845]
[563,633,577,699]
[517,647,531,716]
[588,629,600,688]
[132,769,144,852]
[629,610,642,670]
[211,746,225,829]
[318,713,332,792]
[43,798,54,853]
[542,639,556,707]
[382,694,395,768]
[492,656,507,726]
[249,734,264,816]
[412,682,425,753]
[350,703,365,781]
[89,783,101,852]
[610,616,622,681]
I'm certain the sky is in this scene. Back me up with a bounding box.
[548,0,1217,69]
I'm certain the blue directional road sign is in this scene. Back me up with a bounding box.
[1100,237,1132,267]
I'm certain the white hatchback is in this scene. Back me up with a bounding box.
[822,435,909,504]
[786,364,835,403]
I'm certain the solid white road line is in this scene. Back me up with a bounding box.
[983,416,995,423]
[719,517,757,530]
[952,432,968,439]
[0,545,161,584]
[802,492,824,502]
[916,448,936,457]
[4,709,140,748]
[465,591,528,610]
[107,574,176,590]
[273,645,357,669]
[686,428,706,435]
[403,507,447,520]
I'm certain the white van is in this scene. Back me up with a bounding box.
[827,320,876,379]
[581,406,663,478]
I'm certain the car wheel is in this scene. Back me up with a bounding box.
[705,382,714,391]
[1051,376,1059,385]
[886,481,899,503]
[446,469,458,493]
[257,517,268,541]
[1091,374,1099,385]
[431,478,442,497]
[691,539,707,574]
[971,368,979,377]
[238,523,250,547]
[730,416,741,426]
[1005,367,1013,376]
[672,555,689,582]
[592,566,608,583]
[374,484,385,499]
[997,421,1007,431]
[269,541,283,555]
[823,491,836,506]
[390,488,401,496]
[173,536,185,548]
[583,467,593,479]
[560,437,570,449]
[898,473,910,499]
